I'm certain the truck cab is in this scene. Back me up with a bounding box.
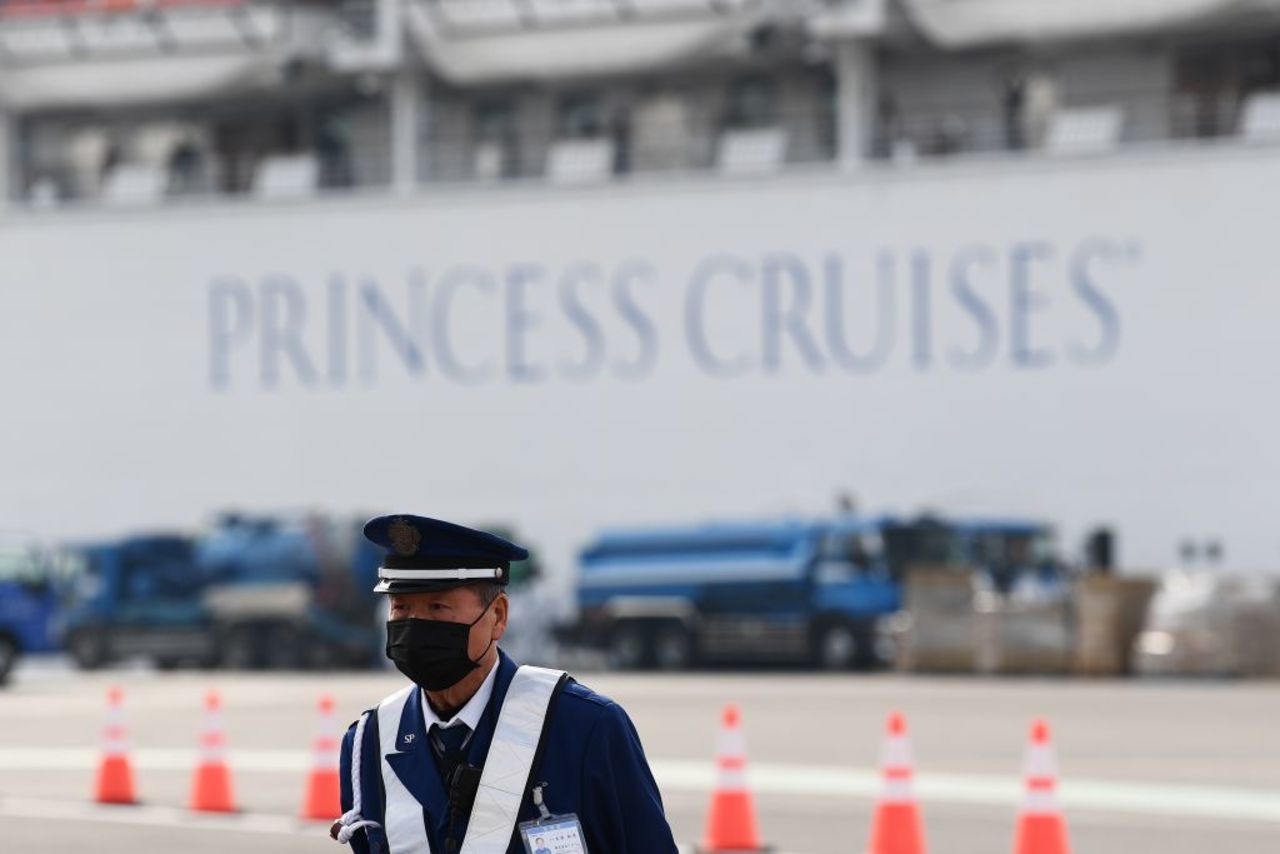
[61,535,213,670]
[808,516,920,668]
[576,516,928,671]
[63,516,386,671]
[0,537,61,684]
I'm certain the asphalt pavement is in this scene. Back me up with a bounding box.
[1,658,1277,853]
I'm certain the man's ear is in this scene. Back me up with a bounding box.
[490,592,508,642]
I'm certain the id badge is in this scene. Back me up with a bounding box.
[517,814,589,854]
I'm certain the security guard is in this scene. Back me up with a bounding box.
[332,514,678,854]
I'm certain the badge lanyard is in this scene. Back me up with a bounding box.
[517,783,589,854]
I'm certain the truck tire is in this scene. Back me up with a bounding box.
[303,637,358,671]
[607,624,652,670]
[653,624,694,671]
[264,625,303,670]
[0,636,18,685]
[814,622,860,671]
[68,629,109,670]
[219,625,260,670]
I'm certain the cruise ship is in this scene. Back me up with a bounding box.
[1,0,1277,573]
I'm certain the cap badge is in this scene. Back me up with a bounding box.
[388,517,422,556]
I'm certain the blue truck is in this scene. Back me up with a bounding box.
[61,534,210,669]
[574,515,958,670]
[59,514,547,671]
[0,536,62,684]
[572,513,1077,671]
[61,514,385,670]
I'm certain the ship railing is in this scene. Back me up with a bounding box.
[13,89,1280,209]
[870,88,1280,162]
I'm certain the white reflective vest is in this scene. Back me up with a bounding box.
[335,665,567,854]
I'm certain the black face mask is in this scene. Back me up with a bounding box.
[385,598,496,692]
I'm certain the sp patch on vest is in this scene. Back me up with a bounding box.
[333,664,568,854]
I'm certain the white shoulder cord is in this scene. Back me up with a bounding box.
[333,711,383,845]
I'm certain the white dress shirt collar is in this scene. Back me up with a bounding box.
[421,654,499,732]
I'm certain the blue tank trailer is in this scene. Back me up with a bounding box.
[569,514,1076,670]
[4,509,1072,676]
[54,515,544,672]
[58,514,385,671]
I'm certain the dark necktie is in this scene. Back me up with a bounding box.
[433,723,475,852]
[431,723,471,782]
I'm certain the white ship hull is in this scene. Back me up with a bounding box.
[2,144,1275,572]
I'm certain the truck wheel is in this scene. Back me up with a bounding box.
[300,640,333,671]
[219,626,259,670]
[0,636,18,685]
[653,625,694,671]
[607,624,651,670]
[68,629,109,670]
[264,625,303,670]
[814,623,859,671]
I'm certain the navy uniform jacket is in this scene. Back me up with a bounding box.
[339,650,678,853]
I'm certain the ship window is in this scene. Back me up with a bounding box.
[474,99,520,179]
[1174,37,1280,138]
[475,100,517,143]
[558,92,605,139]
[725,75,778,129]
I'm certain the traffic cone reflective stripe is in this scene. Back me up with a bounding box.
[700,704,768,853]
[1022,720,1060,812]
[878,712,915,802]
[302,693,342,821]
[94,686,137,805]
[867,711,927,854]
[190,689,236,813]
[1014,720,1070,854]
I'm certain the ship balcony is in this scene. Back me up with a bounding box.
[11,86,1280,211]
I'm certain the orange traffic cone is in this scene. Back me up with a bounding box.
[867,711,927,854]
[189,689,236,813]
[301,693,342,821]
[699,704,768,853]
[94,686,138,805]
[1014,720,1070,854]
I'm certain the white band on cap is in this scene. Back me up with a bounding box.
[378,567,504,581]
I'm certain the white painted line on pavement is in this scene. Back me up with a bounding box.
[648,760,1280,825]
[0,797,318,837]
[0,747,304,772]
[0,797,803,854]
[3,749,1278,825]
